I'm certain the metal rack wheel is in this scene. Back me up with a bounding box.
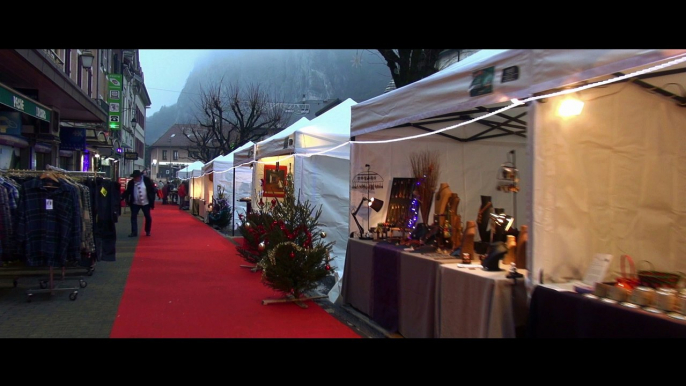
[27,293,33,302]
[39,280,48,289]
[87,267,95,276]
[79,280,87,288]
[69,291,78,301]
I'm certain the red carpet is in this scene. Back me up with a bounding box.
[110,204,360,338]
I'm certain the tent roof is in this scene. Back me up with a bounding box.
[254,117,312,159]
[178,160,204,178]
[351,49,686,139]
[256,98,356,159]
[178,160,204,172]
[202,141,255,173]
[231,118,311,166]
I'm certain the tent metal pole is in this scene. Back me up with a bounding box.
[232,167,236,236]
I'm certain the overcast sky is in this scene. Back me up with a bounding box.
[139,49,214,116]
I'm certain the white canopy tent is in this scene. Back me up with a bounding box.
[177,160,204,180]
[253,99,356,302]
[350,49,686,287]
[200,141,255,231]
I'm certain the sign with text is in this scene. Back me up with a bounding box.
[124,151,138,160]
[107,75,122,131]
[0,83,51,122]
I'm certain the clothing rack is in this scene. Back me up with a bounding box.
[0,167,101,301]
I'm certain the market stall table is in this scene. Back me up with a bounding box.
[340,238,460,338]
[526,285,686,338]
[438,263,528,338]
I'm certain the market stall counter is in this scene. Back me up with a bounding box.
[526,285,686,338]
[340,238,460,338]
[438,263,528,338]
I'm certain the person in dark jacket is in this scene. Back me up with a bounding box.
[120,170,156,237]
[162,183,169,205]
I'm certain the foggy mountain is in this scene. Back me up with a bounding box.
[144,49,393,145]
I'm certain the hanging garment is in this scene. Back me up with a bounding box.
[14,177,82,267]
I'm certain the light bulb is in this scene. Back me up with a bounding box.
[558,98,584,117]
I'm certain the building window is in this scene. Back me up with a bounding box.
[162,150,167,160]
[77,60,82,87]
[100,49,109,72]
[88,68,93,97]
[65,49,71,77]
[173,150,178,160]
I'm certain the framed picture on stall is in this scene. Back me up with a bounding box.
[263,164,288,197]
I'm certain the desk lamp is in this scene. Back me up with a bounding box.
[351,197,384,240]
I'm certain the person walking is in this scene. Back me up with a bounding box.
[177,181,187,210]
[121,170,156,237]
[162,182,169,205]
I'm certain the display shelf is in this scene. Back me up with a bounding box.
[385,177,417,227]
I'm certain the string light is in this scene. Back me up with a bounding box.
[181,54,686,182]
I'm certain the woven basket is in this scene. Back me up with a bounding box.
[616,254,640,289]
[637,260,682,289]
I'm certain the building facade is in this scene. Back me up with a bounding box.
[0,49,150,179]
[149,123,200,183]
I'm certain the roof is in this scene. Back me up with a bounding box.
[150,124,202,147]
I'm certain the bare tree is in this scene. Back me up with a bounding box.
[179,124,221,163]
[182,78,291,162]
[376,49,445,89]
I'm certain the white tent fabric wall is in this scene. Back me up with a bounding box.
[294,152,351,278]
[350,49,686,291]
[252,99,356,303]
[190,167,204,201]
[531,80,686,284]
[201,141,256,231]
[350,126,528,239]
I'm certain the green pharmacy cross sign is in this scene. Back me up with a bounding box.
[107,74,123,131]
[0,83,51,122]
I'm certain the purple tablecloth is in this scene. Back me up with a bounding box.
[527,285,686,338]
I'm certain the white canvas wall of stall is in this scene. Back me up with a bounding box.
[350,49,686,291]
[190,166,204,200]
[531,79,686,285]
[252,99,356,303]
[350,125,528,240]
[201,142,256,230]
[249,117,311,204]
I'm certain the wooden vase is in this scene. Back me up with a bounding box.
[461,220,476,260]
[515,225,528,270]
[504,235,516,266]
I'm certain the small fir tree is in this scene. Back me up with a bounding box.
[249,172,335,299]
[236,209,276,266]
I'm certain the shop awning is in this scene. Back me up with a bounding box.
[0,49,107,123]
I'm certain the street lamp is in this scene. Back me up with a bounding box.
[80,50,94,69]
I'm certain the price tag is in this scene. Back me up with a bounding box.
[100,187,108,197]
[46,199,53,210]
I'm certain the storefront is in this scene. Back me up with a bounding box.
[0,82,54,170]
